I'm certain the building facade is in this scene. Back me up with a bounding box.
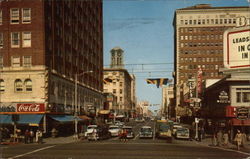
[173,4,250,121]
[162,84,175,119]
[0,0,103,133]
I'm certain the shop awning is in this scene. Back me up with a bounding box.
[49,115,82,123]
[99,110,110,115]
[78,115,92,120]
[0,114,12,124]
[18,114,44,126]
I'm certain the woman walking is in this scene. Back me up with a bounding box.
[234,130,242,150]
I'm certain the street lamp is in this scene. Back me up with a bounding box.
[74,70,93,139]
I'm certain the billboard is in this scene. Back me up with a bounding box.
[223,26,250,69]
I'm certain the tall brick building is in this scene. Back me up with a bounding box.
[173,4,250,121]
[0,0,103,133]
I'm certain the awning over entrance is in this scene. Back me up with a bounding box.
[99,110,110,115]
[18,114,44,126]
[231,118,250,126]
[0,114,12,124]
[78,115,92,120]
[49,115,82,123]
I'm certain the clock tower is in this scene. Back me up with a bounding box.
[110,47,124,69]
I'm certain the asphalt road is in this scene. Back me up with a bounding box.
[1,121,249,159]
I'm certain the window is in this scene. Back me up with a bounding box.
[22,8,31,23]
[0,32,3,48]
[113,89,116,94]
[0,10,2,25]
[10,8,19,24]
[24,79,32,92]
[0,79,4,92]
[0,56,3,68]
[15,79,23,92]
[120,89,122,94]
[11,32,20,48]
[120,97,123,102]
[23,56,32,67]
[22,32,31,47]
[236,88,250,103]
[12,56,20,67]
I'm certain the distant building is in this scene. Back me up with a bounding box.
[103,47,135,117]
[162,84,174,119]
[137,101,150,117]
[0,0,103,133]
[103,68,132,117]
[173,4,250,121]
[110,47,124,69]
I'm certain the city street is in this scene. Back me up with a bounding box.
[1,121,250,159]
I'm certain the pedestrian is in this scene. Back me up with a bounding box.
[234,130,242,150]
[35,130,39,143]
[241,132,247,148]
[24,129,30,144]
[212,132,217,146]
[37,129,43,144]
[217,130,223,146]
[198,127,202,142]
[29,129,34,143]
[223,131,229,147]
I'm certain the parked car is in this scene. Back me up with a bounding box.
[109,125,121,137]
[139,126,153,139]
[85,125,98,137]
[172,124,183,136]
[135,118,145,123]
[87,125,111,141]
[175,127,190,140]
[120,126,134,139]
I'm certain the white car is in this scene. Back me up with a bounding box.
[108,125,121,137]
[172,125,183,136]
[85,125,98,137]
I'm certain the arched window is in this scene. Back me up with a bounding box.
[15,79,23,92]
[0,79,5,92]
[24,79,32,92]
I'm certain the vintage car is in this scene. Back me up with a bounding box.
[120,126,134,139]
[175,127,190,140]
[139,126,153,139]
[109,125,121,137]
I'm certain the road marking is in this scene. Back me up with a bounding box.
[8,145,56,159]
[195,142,250,156]
[133,134,139,140]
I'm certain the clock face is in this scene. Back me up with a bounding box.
[117,52,121,57]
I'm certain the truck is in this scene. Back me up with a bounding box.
[155,119,173,143]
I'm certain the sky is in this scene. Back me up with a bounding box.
[103,0,250,112]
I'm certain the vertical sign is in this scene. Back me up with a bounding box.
[197,68,202,95]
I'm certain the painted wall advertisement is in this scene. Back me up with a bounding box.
[224,26,250,69]
[0,103,45,113]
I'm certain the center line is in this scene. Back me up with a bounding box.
[8,145,56,159]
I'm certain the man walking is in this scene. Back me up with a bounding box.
[234,130,242,150]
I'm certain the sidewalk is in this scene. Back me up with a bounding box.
[194,137,250,154]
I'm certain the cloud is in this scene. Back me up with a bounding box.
[105,17,163,31]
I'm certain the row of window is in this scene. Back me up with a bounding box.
[180,27,225,33]
[0,79,32,92]
[0,32,32,49]
[180,42,223,48]
[180,49,223,55]
[180,57,223,63]
[179,72,222,78]
[0,56,32,68]
[180,34,223,40]
[179,18,236,26]
[0,8,31,25]
[179,64,222,70]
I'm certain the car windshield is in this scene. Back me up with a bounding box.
[159,125,170,131]
[141,128,151,132]
[177,128,189,133]
[109,127,119,130]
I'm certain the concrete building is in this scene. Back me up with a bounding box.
[137,101,150,117]
[162,84,175,119]
[0,0,103,133]
[103,47,135,117]
[173,4,250,121]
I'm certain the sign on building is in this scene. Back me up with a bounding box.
[236,107,249,120]
[223,26,250,69]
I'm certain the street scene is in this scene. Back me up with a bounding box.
[0,0,250,158]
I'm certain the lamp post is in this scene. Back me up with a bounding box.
[74,70,93,138]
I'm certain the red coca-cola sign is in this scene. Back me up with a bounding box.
[17,103,45,112]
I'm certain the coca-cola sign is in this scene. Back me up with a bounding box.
[17,103,45,112]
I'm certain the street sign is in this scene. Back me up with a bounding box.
[236,107,249,120]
